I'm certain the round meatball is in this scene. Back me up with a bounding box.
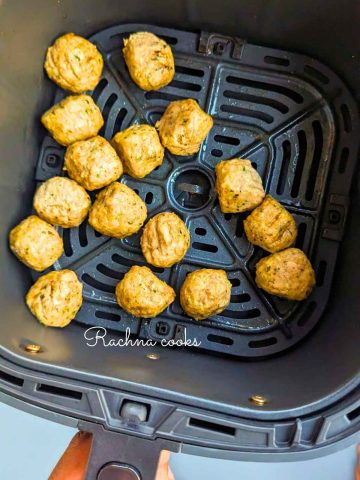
[215,159,265,213]
[64,136,123,190]
[244,195,297,253]
[44,33,104,93]
[112,124,164,178]
[123,31,175,91]
[141,212,190,267]
[41,94,104,146]
[26,269,83,327]
[33,177,91,228]
[9,215,63,271]
[88,182,147,238]
[156,99,213,156]
[256,248,316,301]
[116,266,176,318]
[180,269,232,321]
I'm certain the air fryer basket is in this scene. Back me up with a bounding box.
[0,1,360,479]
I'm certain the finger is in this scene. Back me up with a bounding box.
[155,450,174,480]
[49,431,93,480]
[167,464,176,480]
[356,445,360,480]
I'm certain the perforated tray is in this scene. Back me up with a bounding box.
[35,24,359,357]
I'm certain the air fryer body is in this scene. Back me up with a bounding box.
[0,0,359,470]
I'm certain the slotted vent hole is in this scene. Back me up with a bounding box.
[145,192,154,204]
[101,93,118,119]
[79,222,88,247]
[264,55,290,67]
[95,310,121,322]
[340,104,352,133]
[277,140,291,195]
[113,108,127,136]
[230,278,240,287]
[195,227,207,236]
[222,308,261,319]
[304,65,329,85]
[305,120,323,201]
[62,228,73,257]
[170,79,202,92]
[96,263,124,280]
[226,76,304,103]
[192,242,218,253]
[92,78,108,103]
[291,130,307,197]
[214,134,240,146]
[223,90,289,114]
[249,337,277,348]
[316,260,327,287]
[112,253,164,273]
[224,213,232,221]
[0,370,24,387]
[94,230,103,238]
[189,417,236,436]
[231,293,251,303]
[37,384,82,400]
[207,334,234,346]
[159,35,178,45]
[338,147,349,174]
[295,223,307,249]
[220,104,273,124]
[235,217,244,238]
[145,91,186,102]
[175,65,205,77]
[347,405,360,422]
[82,273,115,293]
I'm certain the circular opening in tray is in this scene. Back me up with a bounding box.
[170,168,212,211]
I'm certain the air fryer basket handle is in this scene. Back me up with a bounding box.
[79,421,179,480]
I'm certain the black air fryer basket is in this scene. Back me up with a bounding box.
[1,1,360,479]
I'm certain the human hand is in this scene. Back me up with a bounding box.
[356,445,360,480]
[49,431,175,480]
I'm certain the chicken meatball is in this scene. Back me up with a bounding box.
[116,266,175,318]
[64,136,123,190]
[41,94,104,146]
[112,124,164,178]
[88,182,147,238]
[44,33,104,93]
[141,212,190,267]
[215,159,265,213]
[123,31,175,91]
[180,269,232,321]
[33,177,91,228]
[156,99,213,156]
[9,215,63,271]
[256,248,316,301]
[26,269,83,327]
[244,195,297,253]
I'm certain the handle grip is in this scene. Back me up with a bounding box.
[79,421,179,480]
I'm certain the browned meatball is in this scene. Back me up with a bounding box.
[112,124,164,178]
[156,99,213,155]
[33,177,91,228]
[244,195,297,252]
[41,95,104,146]
[180,269,232,320]
[116,266,176,317]
[256,248,316,301]
[215,159,265,213]
[44,33,104,93]
[123,32,175,91]
[141,212,190,267]
[26,269,83,327]
[9,215,63,271]
[64,136,123,190]
[88,182,147,238]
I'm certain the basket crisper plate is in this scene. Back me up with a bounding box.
[34,24,359,357]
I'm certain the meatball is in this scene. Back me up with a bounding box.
[123,31,175,91]
[88,182,147,238]
[9,215,63,271]
[26,269,83,327]
[156,99,213,156]
[141,212,190,267]
[256,248,316,301]
[33,177,91,228]
[244,195,297,253]
[112,124,164,178]
[180,269,232,320]
[64,136,123,190]
[44,33,104,93]
[215,159,265,213]
[41,94,104,146]
[116,266,175,318]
